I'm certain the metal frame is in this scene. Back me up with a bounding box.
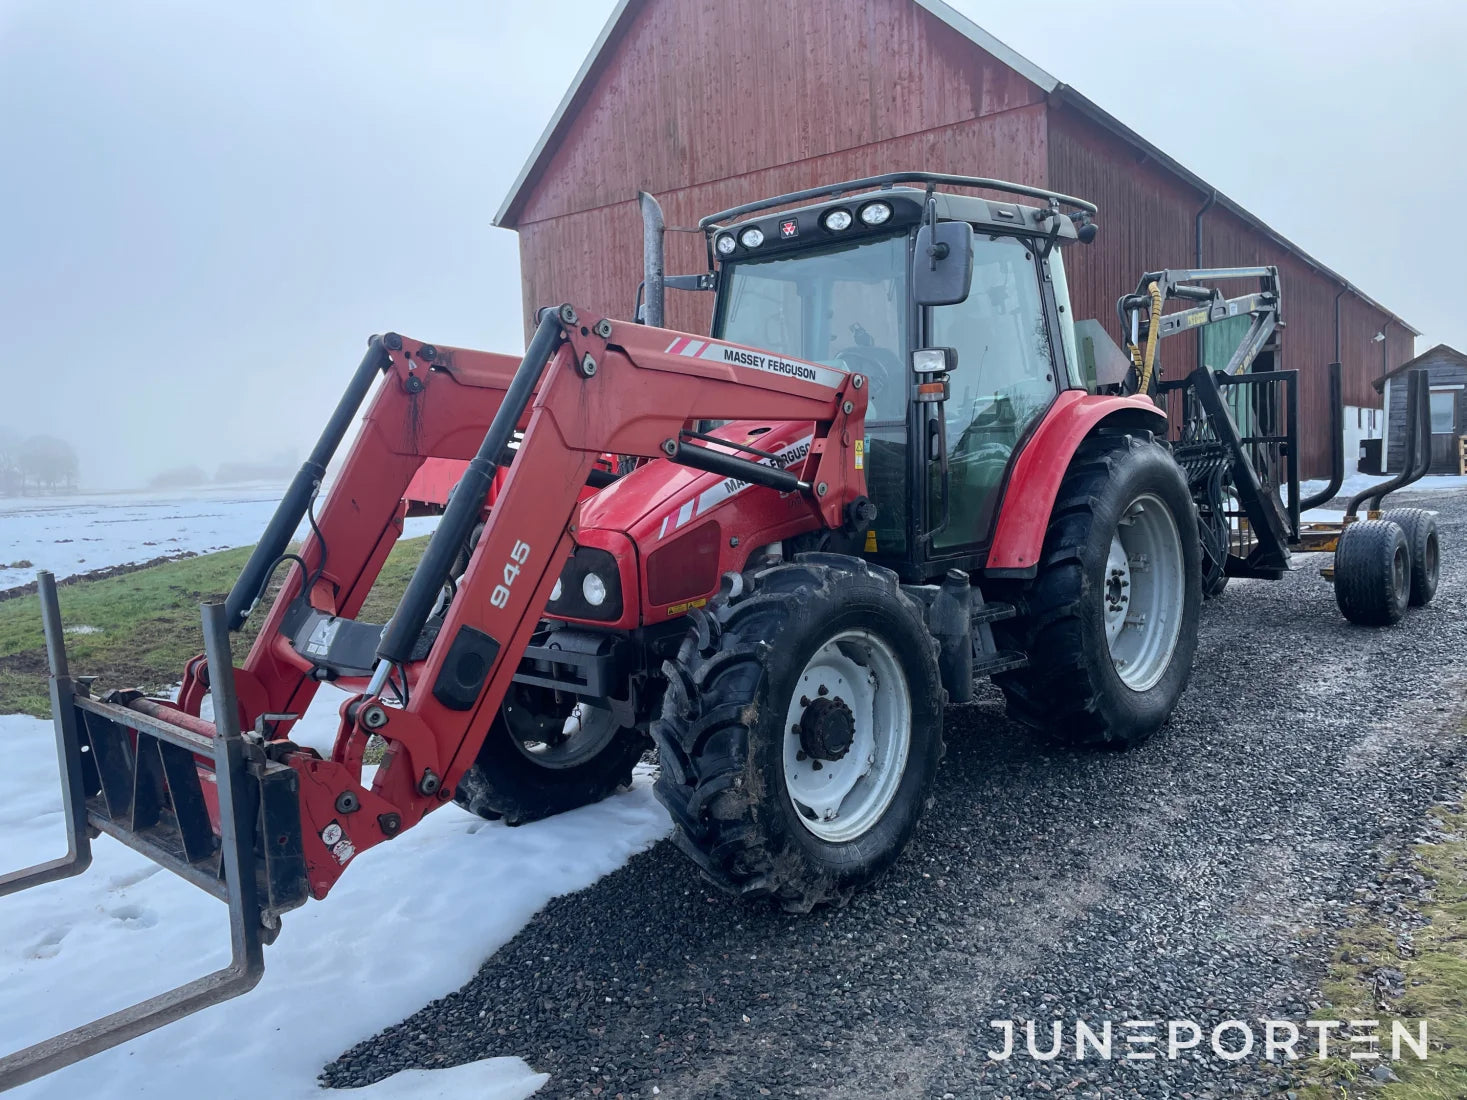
[697,171,1098,230]
[0,587,277,1091]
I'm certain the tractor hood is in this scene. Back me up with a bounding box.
[578,420,816,542]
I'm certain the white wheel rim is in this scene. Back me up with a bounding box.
[782,629,911,843]
[1103,492,1185,692]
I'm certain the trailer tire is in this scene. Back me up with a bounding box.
[651,555,943,912]
[994,434,1201,748]
[1334,519,1411,625]
[453,686,648,826]
[1380,507,1440,607]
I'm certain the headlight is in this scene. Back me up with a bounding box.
[858,201,892,226]
[582,572,608,607]
[544,546,622,621]
[822,208,853,232]
[738,226,765,249]
[715,233,737,256]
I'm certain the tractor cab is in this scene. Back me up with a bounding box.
[698,175,1094,582]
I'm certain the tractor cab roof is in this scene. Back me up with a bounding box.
[702,171,1094,265]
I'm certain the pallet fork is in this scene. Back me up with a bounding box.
[0,579,293,1090]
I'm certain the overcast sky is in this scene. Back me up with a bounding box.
[2,0,1463,489]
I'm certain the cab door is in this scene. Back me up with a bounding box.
[924,234,1063,554]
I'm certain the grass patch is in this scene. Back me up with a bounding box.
[0,538,429,716]
[1299,743,1467,1098]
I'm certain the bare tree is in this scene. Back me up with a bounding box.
[19,435,80,492]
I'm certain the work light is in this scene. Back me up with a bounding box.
[715,233,737,256]
[822,208,853,232]
[858,201,892,226]
[739,226,765,249]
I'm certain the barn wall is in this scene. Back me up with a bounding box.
[517,106,1048,338]
[512,0,1043,228]
[510,0,1048,338]
[1047,105,1413,479]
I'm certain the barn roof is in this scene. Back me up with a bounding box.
[1373,343,1467,391]
[495,0,1418,336]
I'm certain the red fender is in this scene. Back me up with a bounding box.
[985,391,1167,572]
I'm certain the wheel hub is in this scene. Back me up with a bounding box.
[1103,494,1185,692]
[781,631,912,843]
[797,695,855,762]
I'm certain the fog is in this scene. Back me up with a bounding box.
[2,0,1462,490]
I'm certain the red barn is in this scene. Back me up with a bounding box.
[489,0,1416,481]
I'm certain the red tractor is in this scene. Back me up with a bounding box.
[0,172,1440,1087]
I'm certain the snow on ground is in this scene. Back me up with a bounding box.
[1300,471,1465,504]
[0,486,440,591]
[0,689,671,1098]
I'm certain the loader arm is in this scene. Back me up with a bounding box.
[0,306,866,1089]
[280,308,868,898]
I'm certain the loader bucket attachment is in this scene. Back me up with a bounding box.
[0,573,307,1091]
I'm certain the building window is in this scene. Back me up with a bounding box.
[1430,391,1457,434]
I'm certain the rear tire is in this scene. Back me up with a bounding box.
[453,684,648,826]
[1334,519,1410,626]
[994,434,1202,748]
[651,555,943,911]
[1381,507,1440,607]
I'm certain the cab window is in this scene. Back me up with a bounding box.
[717,233,912,552]
[929,234,1058,551]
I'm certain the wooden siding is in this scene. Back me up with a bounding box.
[511,0,1043,228]
[517,105,1047,338]
[1047,106,1413,478]
[1385,349,1467,473]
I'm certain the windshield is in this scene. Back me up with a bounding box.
[716,233,909,422]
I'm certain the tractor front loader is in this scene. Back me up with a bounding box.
[1,172,1438,1089]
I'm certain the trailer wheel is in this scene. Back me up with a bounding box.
[1334,519,1411,625]
[995,434,1201,747]
[453,684,649,826]
[1380,507,1440,607]
[651,555,943,911]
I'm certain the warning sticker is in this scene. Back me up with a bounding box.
[854,439,865,471]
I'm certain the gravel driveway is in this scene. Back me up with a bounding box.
[324,488,1467,1099]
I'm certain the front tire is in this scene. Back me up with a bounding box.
[651,555,944,912]
[995,434,1202,747]
[453,683,648,826]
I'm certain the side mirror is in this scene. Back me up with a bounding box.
[913,221,974,307]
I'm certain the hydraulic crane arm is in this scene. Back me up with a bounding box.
[1117,266,1281,396]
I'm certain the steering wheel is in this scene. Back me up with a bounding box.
[834,346,904,418]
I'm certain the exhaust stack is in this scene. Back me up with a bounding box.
[639,190,665,328]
